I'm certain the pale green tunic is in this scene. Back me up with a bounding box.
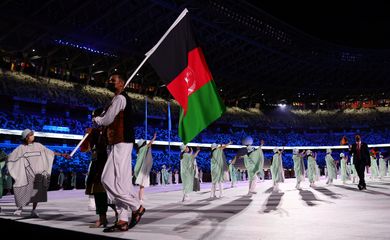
[258,148,265,179]
[181,153,194,194]
[370,156,379,178]
[379,157,386,178]
[237,170,242,181]
[307,156,317,183]
[244,148,264,181]
[293,154,304,182]
[134,145,153,187]
[229,163,237,184]
[350,164,358,177]
[325,154,336,180]
[161,168,169,185]
[271,153,284,183]
[211,149,225,183]
[340,158,348,182]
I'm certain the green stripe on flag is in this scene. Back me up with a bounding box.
[179,80,225,144]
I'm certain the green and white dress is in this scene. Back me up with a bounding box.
[271,153,284,184]
[350,163,358,178]
[161,167,169,185]
[258,148,265,179]
[340,157,348,182]
[181,153,194,194]
[370,156,379,178]
[134,145,153,187]
[211,149,226,184]
[293,154,305,183]
[307,155,317,184]
[229,163,237,185]
[379,156,386,178]
[243,148,263,181]
[325,153,336,181]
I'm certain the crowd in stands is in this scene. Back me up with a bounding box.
[2,107,390,147]
[0,71,180,116]
[2,71,390,130]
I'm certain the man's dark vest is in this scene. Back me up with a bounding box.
[107,92,135,145]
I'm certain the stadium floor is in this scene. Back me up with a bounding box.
[1,177,390,240]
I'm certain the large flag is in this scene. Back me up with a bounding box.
[147,9,225,144]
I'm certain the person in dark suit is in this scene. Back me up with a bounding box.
[349,135,370,190]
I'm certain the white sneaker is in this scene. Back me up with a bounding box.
[13,209,22,216]
[30,210,39,218]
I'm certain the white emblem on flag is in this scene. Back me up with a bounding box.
[184,67,196,95]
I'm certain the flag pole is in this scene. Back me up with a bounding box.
[145,96,148,139]
[168,102,171,162]
[145,8,188,57]
[70,133,89,157]
[71,8,189,156]
[124,8,188,89]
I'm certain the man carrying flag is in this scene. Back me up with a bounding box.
[70,9,225,158]
[147,8,225,144]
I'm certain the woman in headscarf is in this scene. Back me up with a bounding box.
[242,140,264,194]
[210,141,231,198]
[7,129,70,217]
[325,148,336,185]
[228,158,238,188]
[271,148,285,192]
[134,133,156,204]
[306,150,317,187]
[292,148,305,189]
[340,153,348,184]
[180,144,200,202]
[370,150,379,180]
[378,153,386,179]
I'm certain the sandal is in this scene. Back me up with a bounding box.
[89,219,108,228]
[103,221,129,232]
[128,206,146,229]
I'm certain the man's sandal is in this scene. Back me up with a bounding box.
[103,222,129,232]
[128,206,146,229]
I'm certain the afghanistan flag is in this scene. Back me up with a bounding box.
[147,9,225,144]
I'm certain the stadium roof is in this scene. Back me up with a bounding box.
[1,0,389,106]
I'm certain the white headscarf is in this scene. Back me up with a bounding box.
[247,146,255,152]
[211,143,218,150]
[21,128,33,140]
[180,144,187,152]
[137,139,146,147]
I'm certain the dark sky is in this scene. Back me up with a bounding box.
[246,1,390,49]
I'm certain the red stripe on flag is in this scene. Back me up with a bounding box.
[167,47,212,114]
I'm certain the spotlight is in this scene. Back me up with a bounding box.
[278,103,286,109]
